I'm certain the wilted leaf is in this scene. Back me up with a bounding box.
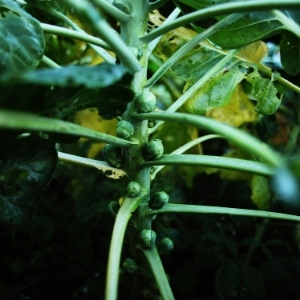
[0,0,45,77]
[280,31,300,76]
[0,135,57,225]
[251,175,270,210]
[236,40,269,64]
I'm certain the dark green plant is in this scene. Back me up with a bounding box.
[2,0,300,299]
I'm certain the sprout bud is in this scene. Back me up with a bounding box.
[126,181,141,198]
[116,120,134,140]
[138,229,156,249]
[150,191,169,209]
[122,258,138,274]
[143,139,164,161]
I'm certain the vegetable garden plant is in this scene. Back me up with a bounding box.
[2,0,300,299]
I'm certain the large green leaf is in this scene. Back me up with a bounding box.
[0,135,57,225]
[280,31,300,75]
[0,63,133,120]
[0,0,45,77]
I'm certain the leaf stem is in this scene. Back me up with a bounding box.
[0,109,136,147]
[142,154,275,176]
[92,0,131,23]
[57,152,126,179]
[145,14,241,88]
[147,203,300,222]
[105,197,143,300]
[46,10,116,64]
[41,23,111,50]
[272,9,300,39]
[139,246,175,300]
[140,0,300,43]
[65,0,141,73]
[41,55,62,69]
[151,134,223,179]
[134,112,283,167]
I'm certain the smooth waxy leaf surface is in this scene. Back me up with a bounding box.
[0,0,45,77]
[0,135,57,225]
[280,31,300,75]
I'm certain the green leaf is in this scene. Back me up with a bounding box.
[0,135,57,225]
[209,12,282,49]
[15,63,128,88]
[242,265,265,297]
[174,0,229,11]
[0,0,45,77]
[245,69,281,115]
[280,31,300,75]
[184,64,244,114]
[0,64,133,120]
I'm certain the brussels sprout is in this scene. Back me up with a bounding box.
[122,258,139,274]
[149,191,169,209]
[116,120,134,140]
[138,229,156,249]
[126,181,141,198]
[143,139,164,161]
[102,144,123,168]
[157,237,174,255]
[135,91,156,113]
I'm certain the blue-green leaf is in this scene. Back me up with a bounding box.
[0,0,45,77]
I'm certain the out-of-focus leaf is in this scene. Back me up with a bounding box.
[206,84,257,127]
[242,265,265,297]
[215,262,239,298]
[251,175,270,210]
[13,63,128,88]
[280,31,300,75]
[0,135,57,225]
[184,64,244,114]
[245,68,281,115]
[236,40,269,64]
[0,0,45,77]
[0,64,133,120]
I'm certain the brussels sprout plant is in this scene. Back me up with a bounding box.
[2,0,300,299]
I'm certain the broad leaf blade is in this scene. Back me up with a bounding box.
[0,0,45,77]
[280,31,300,75]
[0,135,57,225]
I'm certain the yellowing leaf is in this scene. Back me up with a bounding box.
[206,84,258,127]
[73,108,117,158]
[251,175,270,210]
[236,41,269,64]
[184,65,244,115]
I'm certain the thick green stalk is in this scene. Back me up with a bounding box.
[0,109,136,147]
[141,154,275,176]
[105,196,144,300]
[140,246,175,300]
[65,0,141,73]
[134,112,283,167]
[147,203,300,222]
[272,9,300,38]
[140,0,300,43]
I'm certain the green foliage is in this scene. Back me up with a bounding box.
[1,0,300,299]
[0,0,45,77]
